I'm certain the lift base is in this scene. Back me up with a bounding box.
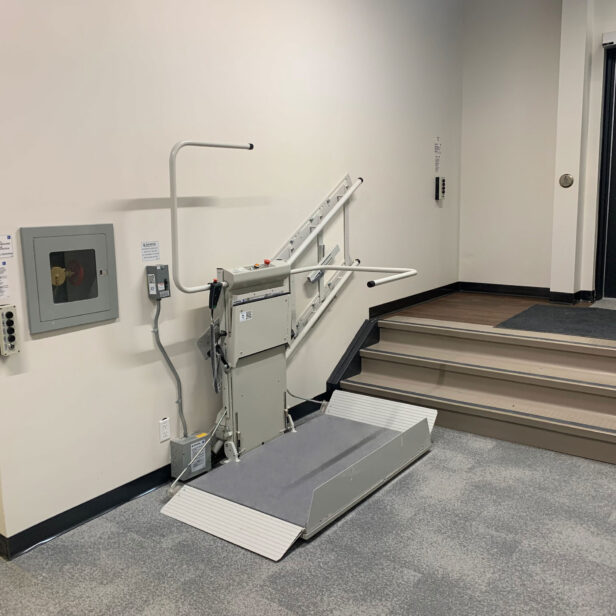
[162,391,437,560]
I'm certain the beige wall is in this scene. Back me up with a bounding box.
[459,0,562,288]
[0,0,463,536]
[460,0,616,294]
[549,0,592,295]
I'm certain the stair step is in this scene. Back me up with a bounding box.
[361,342,616,397]
[352,316,616,464]
[342,359,616,437]
[340,369,616,463]
[379,316,616,357]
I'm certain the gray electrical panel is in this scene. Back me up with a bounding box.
[20,224,119,334]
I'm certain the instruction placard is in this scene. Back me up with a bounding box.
[0,261,10,300]
[141,240,160,262]
[0,235,14,259]
[190,439,206,472]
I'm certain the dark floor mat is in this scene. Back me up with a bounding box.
[496,304,616,341]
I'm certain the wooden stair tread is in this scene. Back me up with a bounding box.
[378,316,616,356]
[363,340,616,392]
[341,369,616,436]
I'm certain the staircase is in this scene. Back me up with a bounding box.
[339,315,616,464]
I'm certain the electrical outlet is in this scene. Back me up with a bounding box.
[159,417,171,442]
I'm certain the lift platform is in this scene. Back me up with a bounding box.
[162,391,436,560]
[160,144,434,561]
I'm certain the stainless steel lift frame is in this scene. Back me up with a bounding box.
[161,141,437,560]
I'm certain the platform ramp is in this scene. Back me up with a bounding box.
[161,487,303,561]
[162,391,437,560]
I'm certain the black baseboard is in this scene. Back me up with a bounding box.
[549,291,576,303]
[549,289,596,304]
[0,465,171,560]
[0,534,8,561]
[576,290,596,303]
[369,283,458,319]
[459,282,594,304]
[458,281,551,298]
[326,318,381,393]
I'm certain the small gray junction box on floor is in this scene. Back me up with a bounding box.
[171,433,212,480]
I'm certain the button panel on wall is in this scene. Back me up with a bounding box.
[0,304,20,356]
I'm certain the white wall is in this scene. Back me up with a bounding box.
[0,0,462,536]
[459,0,616,294]
[549,0,595,295]
[458,0,562,288]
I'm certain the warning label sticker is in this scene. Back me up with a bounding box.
[0,235,14,259]
[0,261,9,300]
[190,440,206,473]
[141,240,160,262]
[240,310,253,322]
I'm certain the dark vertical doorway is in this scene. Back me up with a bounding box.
[596,48,616,299]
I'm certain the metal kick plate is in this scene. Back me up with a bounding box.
[162,486,303,561]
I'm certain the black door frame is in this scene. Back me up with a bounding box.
[595,47,616,299]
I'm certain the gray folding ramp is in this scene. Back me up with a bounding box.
[162,390,437,560]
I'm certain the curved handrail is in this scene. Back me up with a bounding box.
[169,141,254,293]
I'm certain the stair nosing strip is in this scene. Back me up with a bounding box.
[342,379,616,437]
[361,348,616,392]
[379,319,616,354]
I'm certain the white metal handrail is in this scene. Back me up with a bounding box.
[169,140,254,294]
[290,264,417,287]
[286,260,360,358]
[287,178,363,266]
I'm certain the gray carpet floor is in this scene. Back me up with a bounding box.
[1,427,615,616]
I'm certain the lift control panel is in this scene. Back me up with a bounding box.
[0,304,19,356]
[146,264,171,300]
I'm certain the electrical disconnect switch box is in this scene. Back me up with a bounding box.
[0,305,19,356]
[171,433,212,480]
[146,264,170,300]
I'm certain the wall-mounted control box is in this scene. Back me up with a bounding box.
[20,224,119,334]
[146,264,170,300]
[0,304,20,356]
[435,177,446,200]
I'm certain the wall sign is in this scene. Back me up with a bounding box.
[0,234,14,259]
[141,240,160,262]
